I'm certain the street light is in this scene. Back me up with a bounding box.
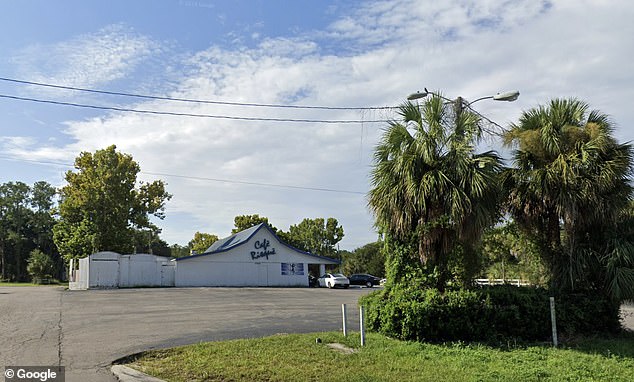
[406,88,520,134]
[407,90,428,101]
[407,89,520,105]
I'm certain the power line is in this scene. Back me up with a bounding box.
[0,93,389,124]
[0,76,397,111]
[0,155,366,195]
[142,171,365,194]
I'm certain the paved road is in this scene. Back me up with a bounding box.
[0,286,373,382]
[1,287,633,382]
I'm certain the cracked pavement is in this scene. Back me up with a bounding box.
[0,286,372,381]
[1,286,632,382]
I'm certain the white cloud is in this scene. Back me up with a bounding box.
[12,24,161,94]
[4,0,634,249]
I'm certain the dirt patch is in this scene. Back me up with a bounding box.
[327,343,355,354]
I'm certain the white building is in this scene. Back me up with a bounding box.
[174,223,339,287]
[69,223,339,289]
[69,252,175,290]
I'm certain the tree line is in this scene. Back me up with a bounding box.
[0,181,60,281]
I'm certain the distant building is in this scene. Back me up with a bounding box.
[69,223,339,289]
[174,223,339,287]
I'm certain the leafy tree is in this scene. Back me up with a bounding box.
[189,231,219,254]
[368,96,503,289]
[169,243,191,258]
[27,249,55,282]
[479,222,545,285]
[132,229,171,257]
[0,182,30,280]
[0,181,59,281]
[53,145,172,262]
[285,217,344,258]
[342,241,385,277]
[232,214,278,234]
[503,98,634,301]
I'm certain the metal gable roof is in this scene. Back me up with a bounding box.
[175,223,340,264]
[205,223,262,253]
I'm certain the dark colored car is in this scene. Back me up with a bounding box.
[308,275,319,288]
[348,273,381,288]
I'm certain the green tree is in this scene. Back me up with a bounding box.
[0,181,57,281]
[479,222,545,285]
[169,243,191,258]
[133,229,171,257]
[0,182,31,280]
[342,241,385,277]
[232,214,278,234]
[285,217,344,258]
[368,96,503,289]
[189,231,219,254]
[53,145,172,262]
[503,98,634,300]
[26,249,55,282]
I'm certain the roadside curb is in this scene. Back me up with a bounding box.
[111,365,165,382]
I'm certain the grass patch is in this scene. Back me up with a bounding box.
[125,331,634,382]
[0,280,64,286]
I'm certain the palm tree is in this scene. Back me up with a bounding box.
[503,98,634,300]
[368,94,503,289]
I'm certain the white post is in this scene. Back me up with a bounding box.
[550,297,558,347]
[360,306,366,347]
[342,304,348,336]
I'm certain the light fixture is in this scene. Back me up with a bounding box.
[407,91,428,101]
[492,91,520,102]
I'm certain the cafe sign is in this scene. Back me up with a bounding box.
[251,238,276,260]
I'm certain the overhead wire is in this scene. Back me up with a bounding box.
[0,76,397,111]
[0,93,389,124]
[0,155,366,195]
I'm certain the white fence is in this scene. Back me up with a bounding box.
[69,252,175,290]
[474,278,531,286]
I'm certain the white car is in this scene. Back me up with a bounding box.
[318,273,350,288]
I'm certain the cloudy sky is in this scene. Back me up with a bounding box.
[0,0,632,249]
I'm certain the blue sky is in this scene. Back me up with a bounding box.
[1,1,633,249]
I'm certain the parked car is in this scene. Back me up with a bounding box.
[318,273,350,288]
[348,273,381,288]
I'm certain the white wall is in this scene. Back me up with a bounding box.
[70,252,175,290]
[119,254,167,287]
[89,251,119,288]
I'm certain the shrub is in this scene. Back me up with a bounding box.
[26,249,55,283]
[361,283,621,343]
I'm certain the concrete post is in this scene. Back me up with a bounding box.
[360,306,366,347]
[342,304,348,336]
[550,297,558,347]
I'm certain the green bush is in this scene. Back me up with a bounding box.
[555,290,621,335]
[361,283,621,343]
[26,249,55,283]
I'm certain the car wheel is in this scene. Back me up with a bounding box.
[344,284,349,289]
[366,281,373,288]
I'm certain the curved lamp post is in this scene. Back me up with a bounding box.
[407,89,520,104]
[406,88,520,133]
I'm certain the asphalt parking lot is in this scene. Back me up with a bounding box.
[1,286,632,382]
[0,286,373,382]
